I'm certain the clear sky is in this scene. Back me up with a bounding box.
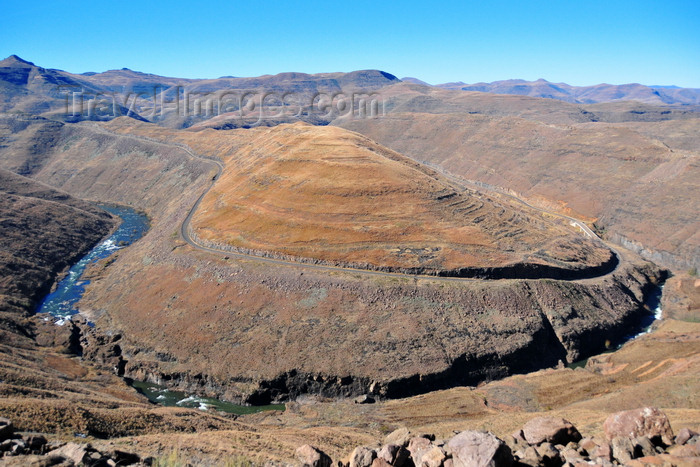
[2,0,699,87]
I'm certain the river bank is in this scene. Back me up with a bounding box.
[62,205,668,405]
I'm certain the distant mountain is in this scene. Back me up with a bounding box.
[0,55,142,121]
[435,78,700,105]
[66,67,200,93]
[401,77,431,86]
[0,55,401,127]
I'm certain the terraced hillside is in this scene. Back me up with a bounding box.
[190,123,612,275]
[337,88,700,272]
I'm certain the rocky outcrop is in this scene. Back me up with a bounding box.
[0,417,150,466]
[332,408,699,467]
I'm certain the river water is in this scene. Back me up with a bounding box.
[568,283,664,369]
[35,204,283,414]
[35,205,150,321]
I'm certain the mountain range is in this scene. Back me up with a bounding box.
[428,78,700,105]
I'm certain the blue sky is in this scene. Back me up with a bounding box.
[2,0,699,87]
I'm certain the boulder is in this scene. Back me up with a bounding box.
[634,436,657,457]
[578,437,597,455]
[611,436,636,463]
[377,444,409,466]
[49,442,89,465]
[676,428,700,446]
[590,441,612,462]
[371,458,392,467]
[522,417,582,446]
[603,407,674,444]
[447,430,513,467]
[560,446,584,464]
[534,442,561,467]
[0,417,13,440]
[407,437,432,465]
[296,444,332,467]
[10,439,27,455]
[385,427,411,448]
[667,443,700,457]
[420,446,446,467]
[377,444,399,464]
[349,446,376,467]
[24,434,48,453]
[515,446,540,466]
[107,449,141,465]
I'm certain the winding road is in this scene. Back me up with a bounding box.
[91,123,620,283]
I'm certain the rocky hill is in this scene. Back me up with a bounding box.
[0,55,400,129]
[0,55,140,122]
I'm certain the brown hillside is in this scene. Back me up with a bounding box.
[339,112,700,271]
[191,123,610,273]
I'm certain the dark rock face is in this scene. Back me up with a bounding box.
[0,417,13,441]
[76,255,665,405]
[32,313,82,354]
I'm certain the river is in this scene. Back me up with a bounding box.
[35,205,150,322]
[35,204,283,415]
[568,283,664,369]
[36,204,664,407]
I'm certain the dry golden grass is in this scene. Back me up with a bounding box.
[101,118,611,272]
